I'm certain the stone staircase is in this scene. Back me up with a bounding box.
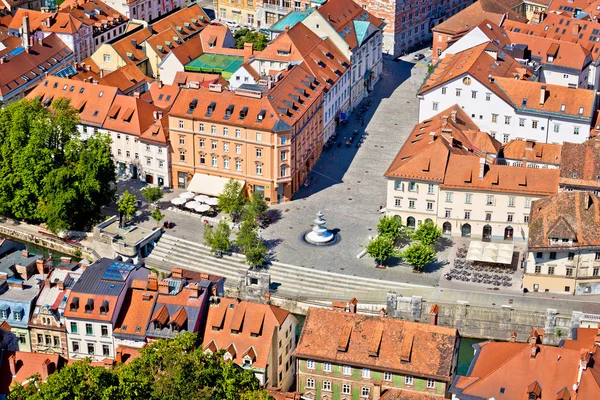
[145,234,425,301]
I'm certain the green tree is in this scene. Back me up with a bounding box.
[203,223,214,247]
[218,179,246,216]
[0,99,115,232]
[402,242,436,271]
[9,333,270,400]
[151,208,164,227]
[211,221,231,256]
[235,217,258,252]
[411,220,442,246]
[233,29,268,51]
[117,190,137,224]
[244,191,269,222]
[376,215,404,240]
[141,186,163,204]
[245,239,267,268]
[366,235,397,266]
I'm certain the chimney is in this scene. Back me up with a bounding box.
[450,110,457,122]
[41,359,52,381]
[373,383,382,399]
[478,157,486,180]
[45,16,52,28]
[540,85,547,105]
[116,347,123,363]
[379,308,386,318]
[8,280,24,290]
[22,250,29,258]
[580,349,590,371]
[157,111,163,119]
[284,25,290,32]
[158,280,170,294]
[22,15,31,51]
[8,355,16,377]
[171,268,183,279]
[211,285,218,297]
[158,80,163,89]
[186,283,199,299]
[265,292,271,304]
[348,298,358,313]
[244,42,254,57]
[530,345,538,358]
[43,280,51,288]
[429,304,439,325]
[510,331,517,343]
[36,259,45,275]
[133,92,140,99]
[58,281,65,290]
[148,274,158,291]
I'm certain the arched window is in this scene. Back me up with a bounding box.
[505,226,514,240]
[483,225,492,241]
[407,217,416,229]
[461,224,471,237]
[443,222,451,235]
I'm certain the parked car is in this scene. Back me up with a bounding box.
[225,20,240,29]
[413,53,425,61]
[259,28,270,35]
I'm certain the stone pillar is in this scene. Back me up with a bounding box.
[386,292,397,317]
[411,296,422,322]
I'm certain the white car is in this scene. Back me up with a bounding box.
[225,21,240,29]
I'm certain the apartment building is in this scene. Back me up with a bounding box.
[524,191,600,295]
[102,0,181,21]
[354,0,475,57]
[255,0,317,28]
[64,257,149,361]
[450,330,600,399]
[418,44,596,144]
[29,261,83,356]
[431,0,524,63]
[216,0,257,27]
[293,307,459,400]
[384,106,559,242]
[250,23,351,142]
[203,297,298,391]
[168,62,324,203]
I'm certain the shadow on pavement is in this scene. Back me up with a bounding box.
[292,60,415,200]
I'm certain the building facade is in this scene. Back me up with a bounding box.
[168,63,325,203]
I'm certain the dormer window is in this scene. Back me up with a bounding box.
[70,297,79,311]
[85,298,94,313]
[224,352,233,361]
[100,300,109,315]
[243,356,252,367]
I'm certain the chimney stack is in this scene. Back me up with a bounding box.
[429,304,439,325]
[22,15,31,52]
[133,92,140,99]
[171,268,183,279]
[478,157,486,180]
[530,345,538,358]
[265,292,271,304]
[158,280,170,294]
[8,280,24,290]
[8,355,16,377]
[510,331,517,343]
[540,85,547,105]
[348,298,358,313]
[379,308,386,318]
[186,283,199,299]
[58,281,65,290]
[244,42,254,57]
[36,259,46,275]
[211,285,218,297]
[41,359,52,381]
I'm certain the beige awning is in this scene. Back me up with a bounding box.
[187,173,244,197]
[466,241,514,265]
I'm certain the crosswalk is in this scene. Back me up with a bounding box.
[145,234,426,301]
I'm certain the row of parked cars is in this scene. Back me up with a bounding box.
[223,20,270,35]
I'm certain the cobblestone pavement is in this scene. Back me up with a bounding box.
[259,55,445,286]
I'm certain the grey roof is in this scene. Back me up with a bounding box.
[0,274,43,329]
[145,303,203,339]
[0,240,25,259]
[0,251,41,279]
[71,258,143,296]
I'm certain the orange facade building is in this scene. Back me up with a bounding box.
[168,63,324,204]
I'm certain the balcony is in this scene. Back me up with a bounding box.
[263,2,291,14]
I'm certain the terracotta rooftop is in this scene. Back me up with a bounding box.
[492,77,595,120]
[562,328,600,350]
[0,34,73,98]
[166,34,204,65]
[317,0,384,50]
[384,105,501,182]
[293,308,458,381]
[202,298,291,369]
[145,27,184,59]
[528,191,600,249]
[96,64,152,93]
[26,75,118,127]
[559,138,600,189]
[113,287,157,339]
[102,94,163,136]
[172,71,227,89]
[0,351,63,393]
[433,0,524,35]
[150,4,209,37]
[139,114,169,146]
[110,25,153,66]
[500,139,562,166]
[451,340,600,399]
[419,42,533,104]
[441,154,559,195]
[170,63,325,132]
[379,389,443,400]
[58,0,127,31]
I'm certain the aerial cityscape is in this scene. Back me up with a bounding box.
[1,0,600,398]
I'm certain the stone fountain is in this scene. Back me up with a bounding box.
[304,211,337,245]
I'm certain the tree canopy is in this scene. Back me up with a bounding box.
[0,99,116,233]
[376,215,404,240]
[141,186,163,204]
[8,333,271,400]
[366,235,397,266]
[234,29,268,51]
[244,192,269,223]
[402,242,436,271]
[411,220,442,246]
[218,179,246,216]
[117,190,137,223]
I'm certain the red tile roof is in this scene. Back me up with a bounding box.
[26,76,118,127]
[434,0,524,35]
[59,0,127,30]
[101,95,163,136]
[528,191,600,249]
[0,34,73,97]
[113,287,157,338]
[452,341,600,400]
[110,26,153,66]
[0,351,63,393]
[559,138,600,189]
[500,140,562,166]
[202,298,291,369]
[150,4,210,38]
[167,34,204,65]
[96,64,152,93]
[294,308,458,381]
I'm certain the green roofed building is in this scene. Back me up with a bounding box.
[268,8,314,39]
[185,54,245,79]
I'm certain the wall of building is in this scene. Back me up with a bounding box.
[66,319,115,361]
